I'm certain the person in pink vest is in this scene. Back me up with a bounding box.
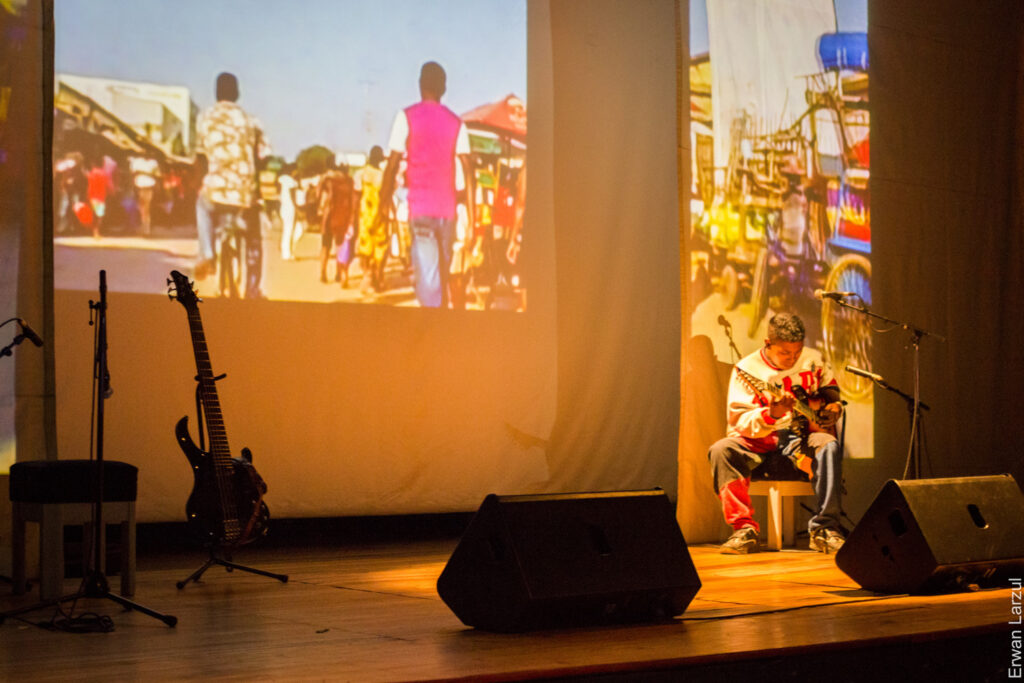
[379,61,475,307]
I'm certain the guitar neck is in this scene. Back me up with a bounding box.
[790,398,819,423]
[735,367,819,423]
[171,269,251,547]
[186,307,232,459]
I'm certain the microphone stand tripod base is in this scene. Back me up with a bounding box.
[0,571,178,627]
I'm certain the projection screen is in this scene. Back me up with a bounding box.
[53,0,527,311]
[50,0,560,521]
[686,0,873,461]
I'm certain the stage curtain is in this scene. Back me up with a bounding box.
[861,0,1024,512]
[542,0,682,496]
[38,0,682,521]
[18,0,1024,531]
[1,1,57,473]
[678,0,1024,544]
[675,0,730,543]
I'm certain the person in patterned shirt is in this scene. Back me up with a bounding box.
[194,72,270,296]
[708,312,846,555]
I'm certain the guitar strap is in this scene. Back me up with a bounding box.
[194,372,228,454]
[194,380,206,453]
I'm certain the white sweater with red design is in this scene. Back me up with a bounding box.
[726,346,838,453]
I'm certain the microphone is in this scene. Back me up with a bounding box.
[717,314,732,330]
[17,319,44,347]
[845,365,884,383]
[814,289,856,301]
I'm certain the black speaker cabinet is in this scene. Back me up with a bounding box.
[436,489,701,632]
[836,475,1024,594]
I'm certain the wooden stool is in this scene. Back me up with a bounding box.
[749,478,814,550]
[9,460,138,600]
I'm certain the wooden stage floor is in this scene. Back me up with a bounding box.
[0,536,1017,681]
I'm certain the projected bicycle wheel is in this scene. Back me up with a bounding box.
[822,253,872,400]
[218,226,246,299]
[746,249,769,338]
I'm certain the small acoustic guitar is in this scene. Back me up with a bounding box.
[733,365,838,476]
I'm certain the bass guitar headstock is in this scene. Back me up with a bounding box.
[168,270,201,310]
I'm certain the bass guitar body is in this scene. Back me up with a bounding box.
[176,416,269,547]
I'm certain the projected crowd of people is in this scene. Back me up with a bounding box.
[53,62,526,311]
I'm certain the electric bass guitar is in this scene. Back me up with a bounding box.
[168,269,269,548]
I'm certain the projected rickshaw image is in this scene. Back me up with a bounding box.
[690,31,871,400]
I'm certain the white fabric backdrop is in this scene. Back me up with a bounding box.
[43,0,682,522]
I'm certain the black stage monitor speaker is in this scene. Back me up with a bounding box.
[436,489,702,632]
[836,474,1024,594]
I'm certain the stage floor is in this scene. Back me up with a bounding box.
[0,538,1017,681]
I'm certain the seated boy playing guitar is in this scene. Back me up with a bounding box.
[708,313,845,555]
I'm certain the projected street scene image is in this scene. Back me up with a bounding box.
[53,0,526,311]
[687,0,872,456]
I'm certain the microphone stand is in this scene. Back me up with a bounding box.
[852,371,931,478]
[718,318,742,363]
[0,318,41,587]
[0,318,36,358]
[1,271,177,628]
[831,297,944,480]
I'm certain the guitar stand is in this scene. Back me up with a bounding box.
[177,546,289,589]
[179,374,287,590]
